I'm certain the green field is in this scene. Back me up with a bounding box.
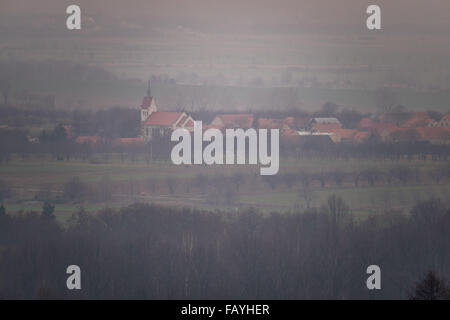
[1,154,450,226]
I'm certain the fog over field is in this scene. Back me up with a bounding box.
[1,0,450,110]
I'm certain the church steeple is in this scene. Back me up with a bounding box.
[147,79,151,97]
[140,79,157,124]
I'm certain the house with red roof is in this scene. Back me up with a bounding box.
[358,117,374,129]
[438,114,450,127]
[358,117,401,139]
[257,118,285,130]
[328,128,357,143]
[257,117,303,132]
[210,114,254,130]
[360,121,398,139]
[415,127,450,144]
[377,124,400,140]
[140,82,195,140]
[324,128,372,144]
[283,117,311,130]
[401,112,433,128]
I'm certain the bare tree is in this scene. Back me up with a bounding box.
[333,170,346,187]
[0,179,13,203]
[166,177,176,194]
[0,76,12,105]
[231,173,245,192]
[326,194,349,228]
[299,184,314,209]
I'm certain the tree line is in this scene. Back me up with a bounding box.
[0,197,449,299]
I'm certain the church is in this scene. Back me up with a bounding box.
[140,81,195,140]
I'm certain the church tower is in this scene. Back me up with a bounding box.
[140,80,157,122]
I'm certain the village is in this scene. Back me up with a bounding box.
[71,83,450,148]
[2,0,450,301]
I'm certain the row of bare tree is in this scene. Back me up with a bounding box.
[0,196,449,299]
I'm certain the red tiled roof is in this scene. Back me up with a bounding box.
[370,122,398,134]
[179,115,188,125]
[141,96,154,109]
[281,128,298,136]
[402,112,433,128]
[258,118,285,129]
[359,117,373,128]
[184,119,194,127]
[283,117,311,129]
[114,137,145,144]
[75,136,100,144]
[216,114,254,129]
[359,119,400,134]
[416,127,450,141]
[313,123,341,132]
[331,128,357,140]
[143,112,183,127]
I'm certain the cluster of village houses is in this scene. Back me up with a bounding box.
[74,87,450,146]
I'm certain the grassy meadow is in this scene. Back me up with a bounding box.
[1,154,450,226]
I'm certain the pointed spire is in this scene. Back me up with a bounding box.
[147,79,151,97]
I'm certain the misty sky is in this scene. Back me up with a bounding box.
[2,0,450,105]
[1,0,450,27]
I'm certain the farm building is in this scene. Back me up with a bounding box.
[310,117,342,131]
[210,114,254,129]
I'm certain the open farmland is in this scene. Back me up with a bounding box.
[2,154,450,226]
